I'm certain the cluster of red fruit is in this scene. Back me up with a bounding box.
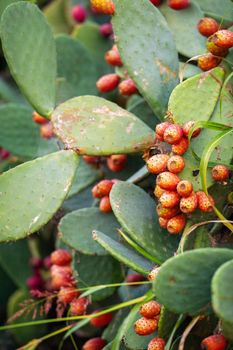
[92,178,118,213]
[84,153,127,172]
[146,121,230,234]
[134,300,166,350]
[26,256,51,292]
[32,111,54,139]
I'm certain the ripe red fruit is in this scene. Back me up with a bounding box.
[147,154,169,174]
[148,337,166,350]
[90,310,113,328]
[172,137,189,155]
[96,74,120,93]
[58,287,79,304]
[83,155,100,165]
[155,122,171,141]
[197,18,219,37]
[107,154,127,172]
[177,180,193,197]
[163,124,183,145]
[32,111,48,125]
[43,256,52,269]
[26,274,43,290]
[180,192,198,213]
[154,185,166,199]
[167,155,185,174]
[150,0,161,6]
[182,121,201,138]
[126,273,146,285]
[83,337,106,350]
[92,179,113,198]
[159,217,169,229]
[90,0,115,15]
[40,122,54,139]
[206,40,229,57]
[70,297,89,316]
[71,5,87,23]
[209,30,233,49]
[198,53,221,71]
[99,196,112,213]
[156,172,180,190]
[30,257,43,269]
[51,249,72,266]
[167,0,189,10]
[99,23,113,38]
[134,317,158,336]
[201,334,227,350]
[160,191,180,208]
[197,191,215,212]
[167,214,186,234]
[0,148,10,160]
[50,265,74,290]
[50,264,73,277]
[211,165,230,182]
[119,79,138,96]
[105,46,122,66]
[156,204,180,219]
[140,301,161,318]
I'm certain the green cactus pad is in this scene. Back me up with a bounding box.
[110,182,179,264]
[127,95,160,128]
[168,67,225,124]
[0,150,79,241]
[212,259,233,324]
[154,248,233,315]
[0,2,56,116]
[112,0,179,118]
[93,231,154,275]
[0,0,21,18]
[52,96,155,155]
[160,2,206,58]
[222,321,233,340]
[158,307,179,340]
[44,0,72,34]
[194,0,233,22]
[59,208,119,255]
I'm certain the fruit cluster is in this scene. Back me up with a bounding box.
[32,111,54,139]
[92,179,118,213]
[146,121,230,234]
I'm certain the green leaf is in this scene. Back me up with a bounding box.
[212,259,233,324]
[112,0,179,118]
[110,182,179,264]
[158,307,179,341]
[93,231,154,275]
[52,96,155,155]
[0,150,79,241]
[0,78,23,103]
[0,0,21,18]
[59,208,119,255]
[160,2,206,57]
[194,0,233,22]
[0,2,56,116]
[127,95,161,127]
[154,248,233,315]
[168,67,225,124]
[44,0,72,34]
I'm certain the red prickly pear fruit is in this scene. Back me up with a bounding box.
[167,155,185,174]
[71,5,87,23]
[0,148,10,159]
[182,121,201,138]
[146,154,169,174]
[126,273,146,285]
[148,267,160,281]
[159,191,180,208]
[140,301,161,318]
[134,317,158,336]
[119,79,138,96]
[83,155,100,165]
[70,297,89,316]
[167,214,186,234]
[107,154,127,172]
[92,179,113,198]
[155,122,171,141]
[155,133,164,142]
[150,0,161,6]
[99,196,112,213]
[83,337,106,350]
[90,310,113,328]
[209,30,233,49]
[51,249,72,266]
[57,287,79,304]
[211,165,230,182]
[159,217,169,229]
[180,192,198,213]
[197,191,215,212]
[163,124,183,145]
[177,180,193,197]
[30,257,43,269]
[206,40,229,57]
[26,274,43,290]
[32,111,48,125]
[172,137,189,155]
[105,46,122,66]
[197,18,219,37]
[90,0,115,15]
[50,265,74,290]
[43,256,52,269]
[154,185,166,198]
[99,23,113,38]
[96,74,120,93]
[148,337,166,350]
[156,172,180,190]
[50,265,73,278]
[201,334,227,350]
[156,203,180,219]
[40,122,54,139]
[167,0,189,10]
[198,53,221,71]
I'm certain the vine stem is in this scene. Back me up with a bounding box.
[178,316,201,350]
